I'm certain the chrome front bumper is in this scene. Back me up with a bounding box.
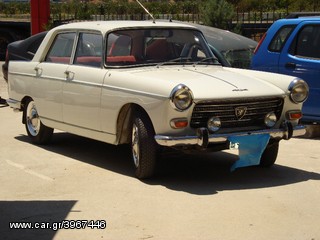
[155,123,306,148]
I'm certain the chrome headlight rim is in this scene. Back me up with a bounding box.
[170,84,193,111]
[207,116,221,132]
[288,78,309,104]
[264,112,277,128]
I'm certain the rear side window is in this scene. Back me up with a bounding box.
[45,32,76,64]
[291,25,320,59]
[268,25,295,52]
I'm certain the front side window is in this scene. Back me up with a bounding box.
[106,28,219,67]
[291,25,320,59]
[45,32,76,64]
[268,25,295,52]
[74,32,103,68]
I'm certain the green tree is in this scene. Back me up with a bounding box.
[201,0,235,29]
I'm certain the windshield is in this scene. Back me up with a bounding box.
[223,48,254,69]
[106,28,219,67]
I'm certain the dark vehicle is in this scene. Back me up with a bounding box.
[192,23,257,69]
[0,21,30,61]
[165,21,257,69]
[2,31,47,82]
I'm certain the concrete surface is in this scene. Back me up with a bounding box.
[1,63,320,240]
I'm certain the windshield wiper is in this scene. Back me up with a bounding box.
[156,57,192,68]
[193,57,220,66]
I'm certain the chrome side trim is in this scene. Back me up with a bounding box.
[102,84,167,99]
[155,124,306,147]
[9,72,35,78]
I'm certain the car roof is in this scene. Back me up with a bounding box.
[274,16,320,25]
[53,20,198,34]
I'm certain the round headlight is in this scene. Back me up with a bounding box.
[170,84,193,111]
[289,79,309,103]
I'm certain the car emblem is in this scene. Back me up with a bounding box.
[234,106,247,120]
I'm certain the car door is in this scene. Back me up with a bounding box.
[62,32,105,131]
[33,32,76,124]
[279,22,320,121]
[251,25,296,72]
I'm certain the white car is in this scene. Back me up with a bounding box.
[7,21,308,179]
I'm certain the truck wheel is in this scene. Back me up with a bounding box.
[24,99,53,145]
[131,112,157,179]
[259,141,279,167]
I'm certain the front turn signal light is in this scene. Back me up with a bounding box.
[287,111,303,120]
[170,118,188,129]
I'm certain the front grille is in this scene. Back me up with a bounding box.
[190,97,284,132]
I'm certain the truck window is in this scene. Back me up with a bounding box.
[294,25,320,59]
[268,25,295,52]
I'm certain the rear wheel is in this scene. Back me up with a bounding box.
[24,99,53,144]
[259,141,279,167]
[131,112,157,179]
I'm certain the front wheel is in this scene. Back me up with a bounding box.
[259,141,279,167]
[24,99,53,144]
[131,112,157,179]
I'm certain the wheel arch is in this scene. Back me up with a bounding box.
[116,103,155,145]
[21,96,33,124]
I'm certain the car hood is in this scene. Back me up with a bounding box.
[127,65,285,100]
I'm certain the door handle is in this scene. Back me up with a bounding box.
[34,66,42,76]
[285,62,296,69]
[64,70,75,80]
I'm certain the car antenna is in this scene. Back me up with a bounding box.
[136,0,156,23]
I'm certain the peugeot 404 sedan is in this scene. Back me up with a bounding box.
[7,21,308,179]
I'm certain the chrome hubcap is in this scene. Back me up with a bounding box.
[131,123,140,167]
[26,101,40,136]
